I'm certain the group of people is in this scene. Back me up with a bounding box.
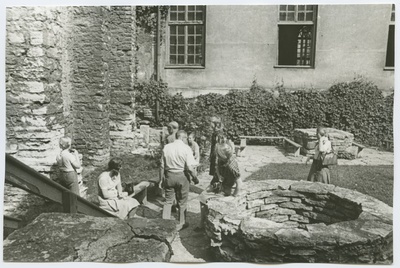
[159,118,244,230]
[55,119,334,230]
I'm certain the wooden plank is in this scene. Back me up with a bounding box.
[5,154,116,218]
[62,191,78,214]
[352,141,366,149]
[239,136,284,139]
[4,215,21,229]
[283,138,302,148]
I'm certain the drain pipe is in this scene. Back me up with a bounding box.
[155,6,161,124]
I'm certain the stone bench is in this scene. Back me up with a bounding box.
[352,141,366,158]
[383,139,393,151]
[282,138,302,157]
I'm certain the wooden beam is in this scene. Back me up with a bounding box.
[5,154,116,218]
[4,215,21,230]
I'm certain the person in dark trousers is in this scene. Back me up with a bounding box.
[209,116,223,185]
[56,137,81,196]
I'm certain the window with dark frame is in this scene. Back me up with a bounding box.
[168,6,205,67]
[385,4,395,68]
[277,5,317,67]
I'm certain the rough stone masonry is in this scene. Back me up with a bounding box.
[6,6,145,175]
[203,180,392,264]
[5,6,154,232]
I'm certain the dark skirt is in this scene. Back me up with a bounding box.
[307,159,331,184]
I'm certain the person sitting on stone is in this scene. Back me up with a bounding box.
[56,137,81,196]
[97,158,140,219]
[166,121,179,145]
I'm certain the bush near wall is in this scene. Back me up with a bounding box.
[134,78,393,148]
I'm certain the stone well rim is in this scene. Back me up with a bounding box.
[205,180,393,245]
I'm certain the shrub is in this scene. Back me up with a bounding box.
[134,78,393,148]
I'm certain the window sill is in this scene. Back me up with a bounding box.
[164,65,205,69]
[274,65,314,69]
[383,67,394,71]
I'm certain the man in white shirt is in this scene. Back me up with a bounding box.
[160,130,198,230]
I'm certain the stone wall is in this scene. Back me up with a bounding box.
[6,6,68,175]
[6,6,145,172]
[203,180,393,264]
[4,6,160,230]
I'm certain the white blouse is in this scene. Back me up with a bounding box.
[313,136,332,159]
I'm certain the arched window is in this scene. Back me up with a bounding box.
[297,26,312,65]
[277,5,317,67]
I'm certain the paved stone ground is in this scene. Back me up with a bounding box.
[136,145,394,263]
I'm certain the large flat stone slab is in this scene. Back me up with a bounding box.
[3,213,177,262]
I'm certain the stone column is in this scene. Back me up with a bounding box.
[69,7,112,166]
[107,6,139,156]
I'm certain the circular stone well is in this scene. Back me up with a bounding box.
[203,180,392,264]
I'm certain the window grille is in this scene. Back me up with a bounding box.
[168,6,205,67]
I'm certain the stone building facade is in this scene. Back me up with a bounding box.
[137,5,395,98]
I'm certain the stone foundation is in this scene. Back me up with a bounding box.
[204,180,392,264]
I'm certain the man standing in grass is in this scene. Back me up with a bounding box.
[160,130,199,230]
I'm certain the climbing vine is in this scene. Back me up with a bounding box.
[134,78,393,148]
[136,6,169,34]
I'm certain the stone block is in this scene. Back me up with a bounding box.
[260,203,278,211]
[289,214,309,223]
[269,215,289,223]
[274,228,314,247]
[3,213,174,262]
[27,47,44,57]
[8,32,25,43]
[292,198,302,203]
[30,31,43,45]
[246,190,272,201]
[264,196,291,204]
[246,199,265,209]
[273,190,305,198]
[279,201,313,211]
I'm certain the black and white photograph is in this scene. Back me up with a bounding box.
[1,0,397,266]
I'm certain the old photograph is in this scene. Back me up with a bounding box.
[2,1,396,265]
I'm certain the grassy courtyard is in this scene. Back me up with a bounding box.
[246,163,394,206]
